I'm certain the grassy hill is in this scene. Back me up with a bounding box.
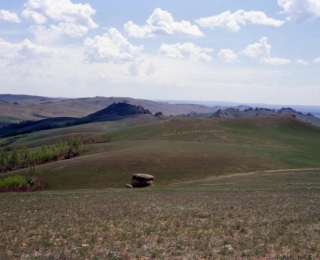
[0,114,159,148]
[0,102,158,138]
[0,94,50,102]
[2,114,320,190]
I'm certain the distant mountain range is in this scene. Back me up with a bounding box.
[1,100,320,139]
[0,95,218,124]
[155,99,320,116]
[0,95,319,133]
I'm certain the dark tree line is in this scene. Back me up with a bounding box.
[1,120,36,130]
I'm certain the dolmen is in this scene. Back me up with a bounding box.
[131,173,154,188]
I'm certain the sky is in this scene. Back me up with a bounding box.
[0,0,320,105]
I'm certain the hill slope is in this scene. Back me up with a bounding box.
[0,102,156,138]
[0,94,50,102]
[3,115,320,190]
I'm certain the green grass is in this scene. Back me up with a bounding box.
[1,115,320,258]
[4,114,159,148]
[2,115,320,191]
[1,169,320,259]
[0,175,27,189]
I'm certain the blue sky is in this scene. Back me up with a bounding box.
[0,0,319,105]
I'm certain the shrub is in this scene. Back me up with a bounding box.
[0,166,46,193]
[0,175,27,191]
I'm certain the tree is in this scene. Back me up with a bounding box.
[9,148,20,170]
[0,150,9,173]
[68,137,83,152]
[20,146,31,168]
[26,165,42,185]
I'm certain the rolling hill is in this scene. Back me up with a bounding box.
[0,95,218,122]
[208,106,320,126]
[2,114,319,190]
[0,102,157,138]
[0,94,50,102]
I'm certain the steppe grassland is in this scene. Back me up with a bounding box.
[1,115,320,258]
[1,169,320,259]
[3,116,319,190]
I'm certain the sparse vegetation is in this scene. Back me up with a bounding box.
[0,170,320,258]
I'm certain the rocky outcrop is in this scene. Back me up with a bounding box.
[88,102,152,119]
[136,105,152,115]
[211,109,228,118]
[278,107,297,115]
[131,173,154,188]
[154,112,163,117]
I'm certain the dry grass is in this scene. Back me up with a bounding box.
[1,170,320,259]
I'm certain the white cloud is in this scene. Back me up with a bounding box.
[314,57,320,64]
[241,37,271,59]
[22,0,98,38]
[0,38,54,61]
[124,8,203,38]
[241,37,291,65]
[22,10,47,24]
[0,38,55,69]
[128,63,141,77]
[218,49,238,63]
[0,10,21,23]
[261,57,291,65]
[146,63,156,75]
[29,23,90,44]
[295,59,308,65]
[196,10,284,32]
[158,42,213,62]
[278,0,320,23]
[84,28,143,64]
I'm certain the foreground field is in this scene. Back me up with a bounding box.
[1,169,320,259]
